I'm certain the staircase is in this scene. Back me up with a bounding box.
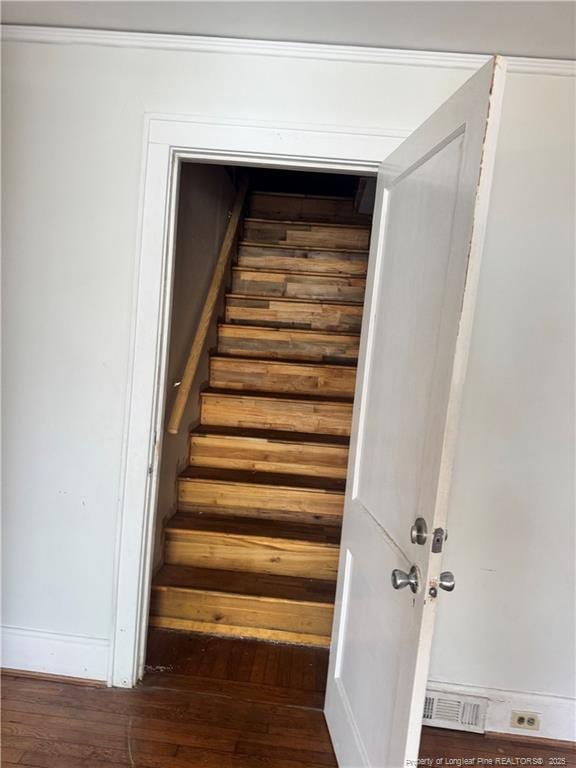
[150,190,371,647]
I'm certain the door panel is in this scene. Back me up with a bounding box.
[332,512,416,767]
[325,58,507,768]
[356,134,466,550]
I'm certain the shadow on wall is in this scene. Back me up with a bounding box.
[152,162,237,572]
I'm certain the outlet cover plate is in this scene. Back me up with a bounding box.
[511,711,541,731]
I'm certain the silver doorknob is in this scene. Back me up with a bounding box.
[410,517,428,545]
[391,565,420,594]
[439,571,455,591]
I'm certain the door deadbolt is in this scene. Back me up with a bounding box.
[410,517,428,545]
[391,565,420,594]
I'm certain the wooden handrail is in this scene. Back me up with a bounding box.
[167,177,249,435]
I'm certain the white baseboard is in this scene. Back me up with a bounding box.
[1,625,110,682]
[428,680,576,743]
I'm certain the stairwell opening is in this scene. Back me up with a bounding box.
[144,161,376,703]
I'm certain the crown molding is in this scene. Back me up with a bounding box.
[2,25,575,77]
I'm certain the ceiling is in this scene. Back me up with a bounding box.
[2,1,575,60]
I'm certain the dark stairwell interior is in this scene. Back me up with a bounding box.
[144,165,375,717]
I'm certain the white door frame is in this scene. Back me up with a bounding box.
[109,113,409,687]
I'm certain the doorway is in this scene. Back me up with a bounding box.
[144,163,376,702]
[109,117,394,693]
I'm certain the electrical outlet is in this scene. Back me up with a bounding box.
[511,711,541,731]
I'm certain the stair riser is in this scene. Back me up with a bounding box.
[201,394,352,436]
[237,245,368,275]
[165,530,339,579]
[189,434,349,479]
[209,358,356,397]
[248,193,370,223]
[178,478,344,524]
[231,269,365,303]
[149,615,330,646]
[243,220,370,250]
[225,297,364,332]
[217,327,359,363]
[150,588,334,639]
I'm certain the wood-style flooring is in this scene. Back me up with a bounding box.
[2,631,574,767]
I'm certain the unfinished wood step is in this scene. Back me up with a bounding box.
[225,295,364,332]
[217,325,359,363]
[189,427,349,479]
[231,267,365,303]
[149,565,335,646]
[237,244,368,276]
[209,356,357,397]
[200,390,353,436]
[248,191,371,224]
[242,218,371,250]
[164,513,340,579]
[178,466,345,524]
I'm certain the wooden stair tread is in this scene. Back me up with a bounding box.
[191,424,350,445]
[167,512,341,545]
[246,215,370,226]
[232,265,367,280]
[178,503,343,526]
[244,216,372,231]
[189,426,350,481]
[237,250,368,277]
[251,191,356,200]
[216,353,357,368]
[242,219,370,251]
[212,353,357,370]
[248,190,371,225]
[202,387,353,404]
[225,295,364,332]
[230,269,365,304]
[200,390,353,437]
[240,240,369,254]
[217,328,359,364]
[238,244,369,258]
[225,292,363,308]
[153,564,336,604]
[218,323,360,340]
[179,466,346,493]
[210,356,357,397]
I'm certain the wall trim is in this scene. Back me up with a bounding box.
[1,626,110,682]
[1,24,575,77]
[428,680,576,743]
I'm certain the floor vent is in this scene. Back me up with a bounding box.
[423,689,488,733]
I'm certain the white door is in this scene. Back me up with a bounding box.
[325,58,506,768]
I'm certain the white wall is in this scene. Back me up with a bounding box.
[0,40,465,674]
[1,32,573,735]
[428,71,576,739]
[153,162,235,570]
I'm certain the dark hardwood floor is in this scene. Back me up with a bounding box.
[144,627,329,708]
[2,630,574,767]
